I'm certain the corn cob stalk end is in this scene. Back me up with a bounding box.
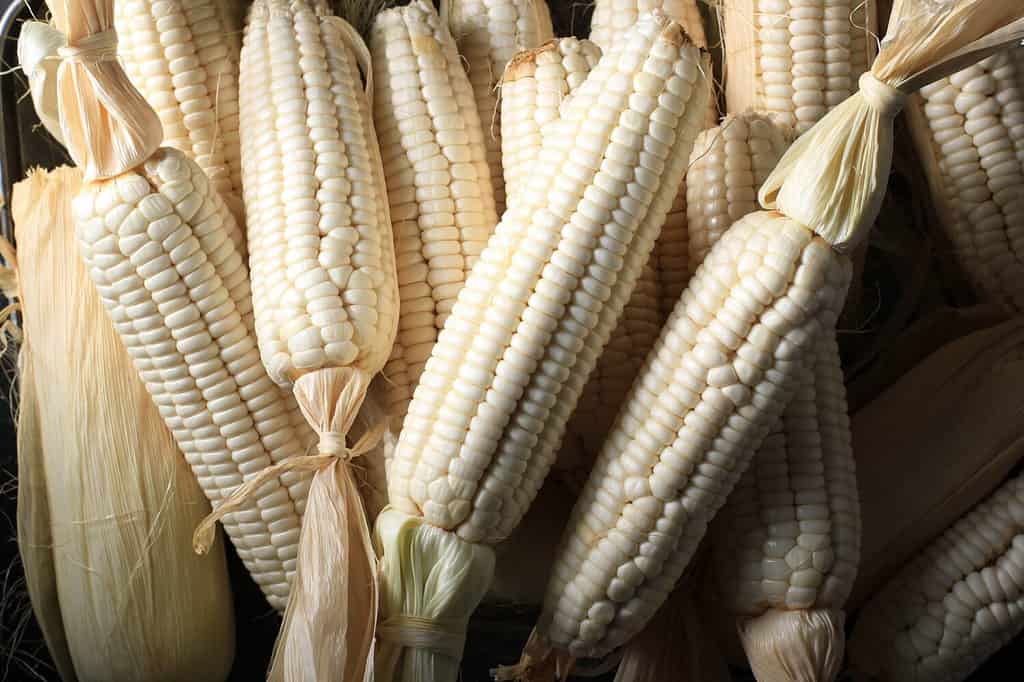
[737,609,845,682]
[374,508,496,682]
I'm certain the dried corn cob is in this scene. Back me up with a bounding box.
[849,473,1024,682]
[376,15,711,682]
[687,113,794,272]
[501,1,1024,674]
[10,165,236,682]
[115,0,245,229]
[722,0,873,135]
[906,47,1024,312]
[371,0,499,425]
[441,0,554,215]
[501,37,602,208]
[712,331,859,682]
[237,0,398,677]
[45,0,311,612]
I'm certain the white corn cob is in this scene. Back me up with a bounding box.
[442,0,555,215]
[589,0,706,54]
[115,0,245,229]
[712,330,859,682]
[388,13,709,544]
[240,0,397,389]
[501,37,602,208]
[722,0,873,134]
[687,113,794,277]
[849,473,1024,682]
[534,213,851,660]
[376,15,711,681]
[370,0,499,425]
[907,48,1024,311]
[74,147,311,610]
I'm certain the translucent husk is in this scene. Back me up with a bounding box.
[738,610,845,682]
[17,22,66,145]
[374,509,496,682]
[9,166,234,681]
[759,0,1024,253]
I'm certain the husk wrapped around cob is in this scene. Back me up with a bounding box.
[6,166,234,682]
[497,1,1024,680]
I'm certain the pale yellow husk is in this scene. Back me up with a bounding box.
[761,0,1024,251]
[10,166,234,682]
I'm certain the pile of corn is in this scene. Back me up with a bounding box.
[6,1,1024,682]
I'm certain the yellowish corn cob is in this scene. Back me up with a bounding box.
[501,37,602,208]
[115,0,245,229]
[240,0,397,389]
[849,473,1024,682]
[906,48,1024,311]
[686,113,794,272]
[722,0,873,135]
[441,0,554,215]
[376,15,711,682]
[75,147,311,610]
[370,0,499,425]
[712,330,859,682]
[533,213,851,661]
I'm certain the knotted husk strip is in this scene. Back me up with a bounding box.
[8,166,234,682]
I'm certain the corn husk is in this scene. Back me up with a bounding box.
[849,316,1024,607]
[8,166,234,681]
[761,0,1024,252]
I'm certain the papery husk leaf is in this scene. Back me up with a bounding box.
[17,22,66,145]
[760,0,1024,252]
[46,0,162,179]
[13,165,235,681]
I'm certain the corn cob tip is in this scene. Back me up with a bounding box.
[503,42,556,83]
[738,609,846,682]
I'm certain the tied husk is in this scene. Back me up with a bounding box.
[46,0,162,179]
[374,509,496,682]
[266,368,379,682]
[738,610,845,682]
[759,0,1024,253]
[17,22,66,145]
[10,166,235,681]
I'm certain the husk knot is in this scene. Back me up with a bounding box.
[377,614,466,660]
[858,72,906,119]
[57,28,117,63]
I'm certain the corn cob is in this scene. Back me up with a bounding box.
[722,0,873,135]
[905,47,1024,312]
[849,473,1024,682]
[686,113,794,272]
[690,112,859,682]
[589,0,705,54]
[370,0,499,425]
[376,15,711,682]
[11,165,236,682]
[712,330,859,682]
[238,0,398,677]
[114,0,245,230]
[501,37,602,208]
[441,0,554,215]
[502,1,1024,673]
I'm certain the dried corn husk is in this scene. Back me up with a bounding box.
[8,166,234,682]
[850,316,1024,606]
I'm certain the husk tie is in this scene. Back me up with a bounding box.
[759,0,1024,253]
[377,615,466,660]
